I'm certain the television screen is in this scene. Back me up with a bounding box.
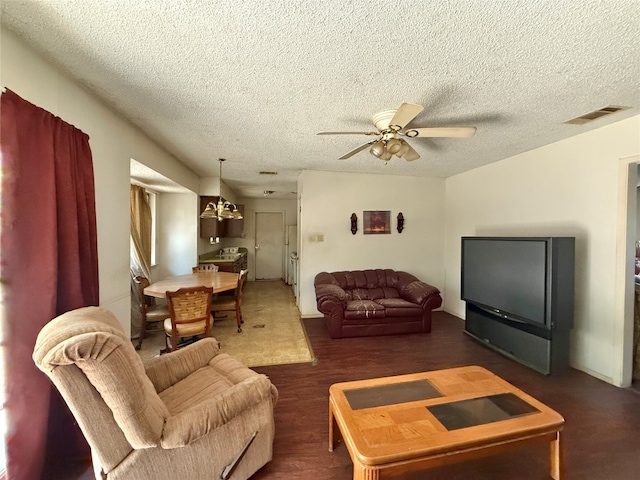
[461,238,547,325]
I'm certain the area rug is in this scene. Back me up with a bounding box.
[136,280,315,368]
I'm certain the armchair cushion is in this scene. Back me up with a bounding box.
[161,375,274,448]
[144,337,220,392]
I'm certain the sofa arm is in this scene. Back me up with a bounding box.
[144,338,220,392]
[160,375,275,448]
[315,283,347,313]
[400,281,443,310]
[316,284,347,318]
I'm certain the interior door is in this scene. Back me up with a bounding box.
[255,212,284,280]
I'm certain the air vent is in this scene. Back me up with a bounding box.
[565,105,628,125]
[259,171,278,175]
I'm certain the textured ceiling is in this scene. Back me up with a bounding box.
[2,1,639,198]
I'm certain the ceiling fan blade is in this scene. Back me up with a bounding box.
[317,131,378,136]
[402,143,420,162]
[404,127,477,138]
[389,103,424,129]
[339,140,377,160]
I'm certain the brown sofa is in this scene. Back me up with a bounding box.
[314,269,443,339]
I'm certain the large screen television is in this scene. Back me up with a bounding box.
[461,237,574,330]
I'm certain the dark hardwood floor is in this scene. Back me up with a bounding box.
[65,282,640,479]
[251,312,640,480]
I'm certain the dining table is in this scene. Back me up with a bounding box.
[143,271,239,298]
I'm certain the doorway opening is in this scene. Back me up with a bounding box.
[616,155,640,388]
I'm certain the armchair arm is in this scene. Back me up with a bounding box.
[160,374,274,448]
[400,281,443,310]
[144,338,220,392]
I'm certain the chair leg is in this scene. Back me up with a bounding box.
[165,333,179,353]
[236,305,242,333]
[136,317,148,350]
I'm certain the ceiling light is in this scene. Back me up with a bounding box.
[380,150,393,161]
[200,159,243,221]
[369,136,413,162]
[396,139,410,158]
[370,141,385,158]
[386,138,402,154]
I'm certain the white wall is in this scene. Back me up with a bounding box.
[444,115,640,385]
[1,29,199,335]
[200,177,238,203]
[154,192,199,280]
[298,170,446,317]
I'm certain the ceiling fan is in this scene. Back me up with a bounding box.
[317,102,476,162]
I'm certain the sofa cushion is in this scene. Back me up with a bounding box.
[375,298,421,309]
[375,298,422,318]
[344,300,386,320]
[347,288,371,301]
[345,287,402,301]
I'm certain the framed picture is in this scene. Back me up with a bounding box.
[363,210,391,234]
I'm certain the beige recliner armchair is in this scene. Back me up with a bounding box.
[33,306,278,480]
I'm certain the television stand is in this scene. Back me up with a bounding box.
[464,303,570,375]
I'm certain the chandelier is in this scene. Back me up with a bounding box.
[199,159,243,222]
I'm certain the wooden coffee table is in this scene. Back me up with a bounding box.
[329,365,564,479]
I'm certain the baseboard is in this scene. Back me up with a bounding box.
[570,363,616,386]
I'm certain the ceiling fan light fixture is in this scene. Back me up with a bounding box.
[396,139,410,158]
[370,141,385,157]
[320,102,476,162]
[380,150,393,161]
[386,138,402,154]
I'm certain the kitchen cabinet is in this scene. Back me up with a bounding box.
[199,250,248,273]
[215,256,246,273]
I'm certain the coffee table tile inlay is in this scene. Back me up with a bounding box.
[344,379,442,410]
[329,366,564,480]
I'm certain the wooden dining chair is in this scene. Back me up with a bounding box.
[192,263,219,273]
[211,270,247,333]
[133,275,170,350]
[164,286,213,353]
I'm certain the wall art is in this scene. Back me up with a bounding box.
[363,210,391,234]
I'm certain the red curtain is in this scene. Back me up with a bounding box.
[1,89,99,480]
